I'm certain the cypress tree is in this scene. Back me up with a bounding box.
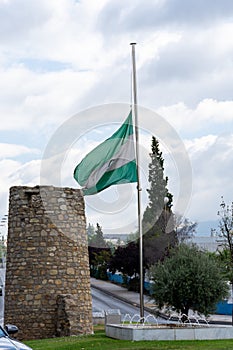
[143,136,173,231]
[142,136,176,266]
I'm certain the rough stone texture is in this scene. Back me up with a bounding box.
[56,294,92,337]
[4,185,93,340]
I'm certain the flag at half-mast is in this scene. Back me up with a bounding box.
[73,110,137,195]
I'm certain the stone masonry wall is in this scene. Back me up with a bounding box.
[4,185,93,340]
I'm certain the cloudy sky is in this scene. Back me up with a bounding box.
[1,0,233,236]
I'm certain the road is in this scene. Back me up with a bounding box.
[91,287,163,323]
[92,287,141,315]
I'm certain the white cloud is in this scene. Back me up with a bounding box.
[12,159,41,185]
[184,133,233,221]
[185,135,218,154]
[157,99,233,137]
[97,0,233,36]
[0,0,108,70]
[0,159,21,187]
[0,0,233,234]
[0,157,41,223]
[0,143,40,158]
[0,65,98,137]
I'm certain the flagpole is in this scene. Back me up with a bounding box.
[130,42,144,321]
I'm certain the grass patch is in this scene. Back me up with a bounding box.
[25,325,233,350]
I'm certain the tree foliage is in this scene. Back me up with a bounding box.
[144,209,177,266]
[90,249,112,280]
[175,215,197,243]
[87,223,95,242]
[150,244,229,319]
[216,197,233,284]
[214,248,232,282]
[142,136,173,231]
[108,241,139,277]
[142,136,177,266]
[88,223,108,248]
[88,223,112,280]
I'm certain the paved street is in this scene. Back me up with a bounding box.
[91,277,233,325]
[91,286,165,323]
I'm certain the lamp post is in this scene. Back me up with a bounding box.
[164,197,169,233]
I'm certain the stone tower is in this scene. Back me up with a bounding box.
[4,185,93,340]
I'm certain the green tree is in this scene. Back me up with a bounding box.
[92,249,112,280]
[142,136,177,266]
[216,198,233,282]
[88,223,108,248]
[109,241,140,277]
[88,246,111,278]
[150,244,228,321]
[215,197,233,322]
[87,223,95,244]
[213,248,232,281]
[142,136,173,231]
[175,215,197,243]
[88,223,112,280]
[108,241,141,291]
[144,210,177,266]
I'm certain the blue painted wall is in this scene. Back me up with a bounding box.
[215,301,233,315]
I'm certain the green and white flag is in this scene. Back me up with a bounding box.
[73,111,137,195]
